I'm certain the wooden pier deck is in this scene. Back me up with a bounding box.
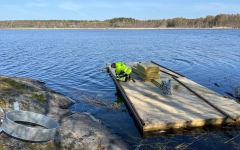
[107,62,240,132]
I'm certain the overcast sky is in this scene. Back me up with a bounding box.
[0,0,239,20]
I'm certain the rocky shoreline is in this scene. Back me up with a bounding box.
[0,75,129,150]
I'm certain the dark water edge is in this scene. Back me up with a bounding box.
[0,29,240,149]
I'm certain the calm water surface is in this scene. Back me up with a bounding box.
[0,29,240,149]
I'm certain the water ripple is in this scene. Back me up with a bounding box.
[0,29,240,150]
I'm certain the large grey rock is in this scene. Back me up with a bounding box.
[0,75,129,150]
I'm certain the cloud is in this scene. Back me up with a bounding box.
[195,2,240,12]
[25,2,47,8]
[58,1,87,18]
[58,1,82,12]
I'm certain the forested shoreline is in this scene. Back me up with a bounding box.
[0,13,239,29]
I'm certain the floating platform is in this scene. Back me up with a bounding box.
[107,61,240,132]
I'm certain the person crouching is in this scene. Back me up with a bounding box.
[111,62,132,82]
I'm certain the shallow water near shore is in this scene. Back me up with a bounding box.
[0,29,240,149]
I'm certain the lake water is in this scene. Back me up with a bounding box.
[0,29,240,149]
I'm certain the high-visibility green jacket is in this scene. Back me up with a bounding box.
[115,62,132,75]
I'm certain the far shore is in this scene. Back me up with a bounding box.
[0,27,238,30]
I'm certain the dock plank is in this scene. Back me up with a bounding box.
[108,62,240,132]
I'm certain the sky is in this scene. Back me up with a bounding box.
[0,0,240,21]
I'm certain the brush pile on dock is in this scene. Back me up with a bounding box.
[132,62,160,81]
[152,78,180,90]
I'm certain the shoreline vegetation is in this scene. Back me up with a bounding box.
[1,13,240,29]
[0,27,237,30]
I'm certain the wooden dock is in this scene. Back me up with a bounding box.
[107,62,240,132]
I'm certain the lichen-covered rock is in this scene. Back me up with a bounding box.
[54,113,129,150]
[47,92,74,108]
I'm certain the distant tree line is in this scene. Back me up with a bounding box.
[0,14,240,29]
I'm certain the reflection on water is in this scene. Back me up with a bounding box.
[0,29,240,149]
[142,124,240,149]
